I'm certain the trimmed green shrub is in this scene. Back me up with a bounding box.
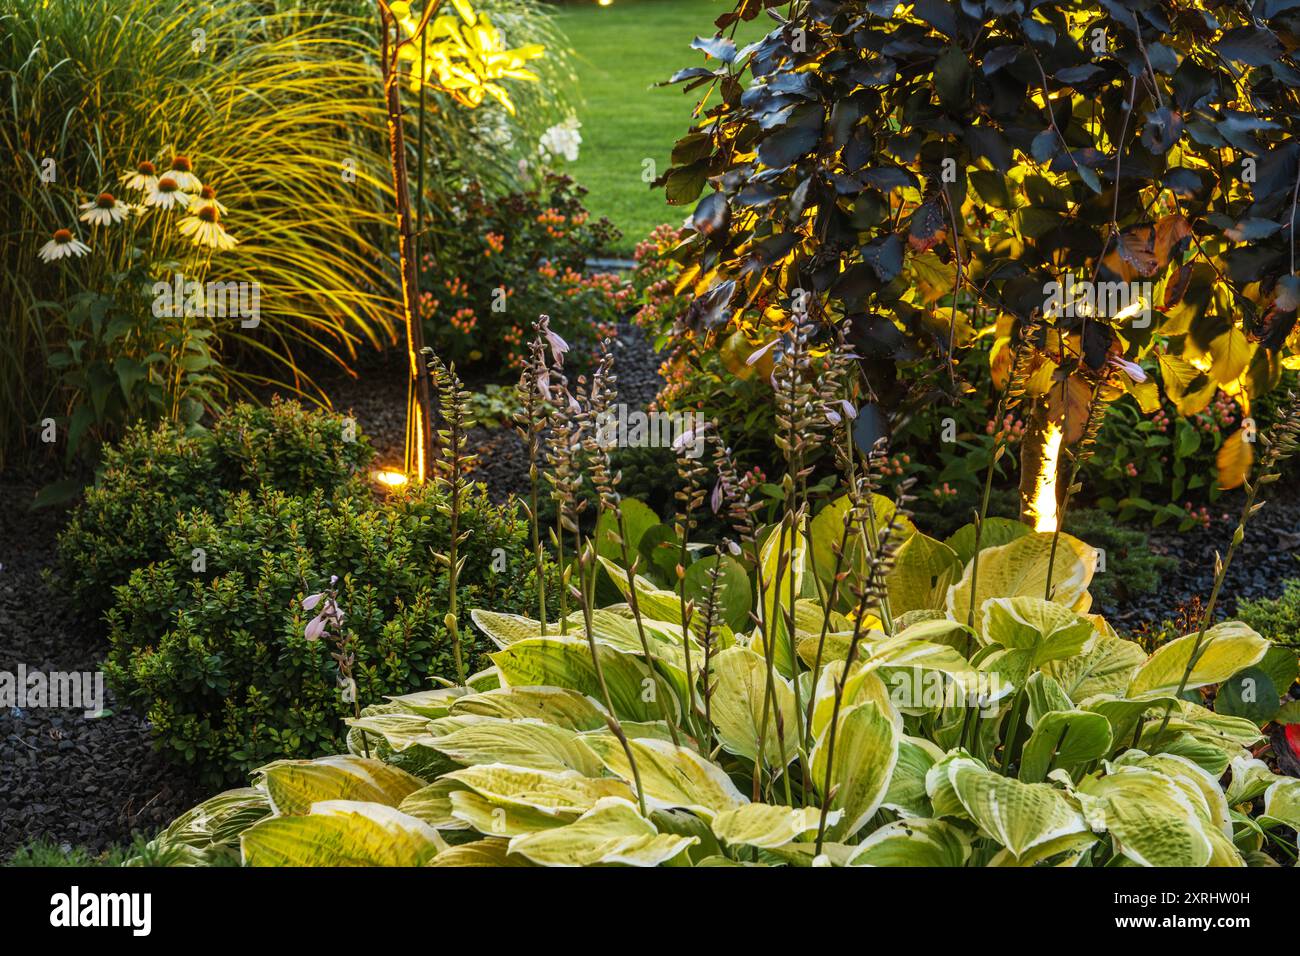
[1062,509,1178,608]
[57,398,372,613]
[104,481,540,787]
[1239,581,1300,651]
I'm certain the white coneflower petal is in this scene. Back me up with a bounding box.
[197,184,228,215]
[178,202,237,250]
[146,176,191,210]
[38,228,90,263]
[78,192,130,227]
[168,155,202,192]
[120,161,159,193]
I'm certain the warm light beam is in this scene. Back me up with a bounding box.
[1028,421,1064,532]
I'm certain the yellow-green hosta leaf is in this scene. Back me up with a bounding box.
[811,700,899,839]
[987,830,1099,867]
[399,779,469,829]
[450,685,608,731]
[449,788,576,837]
[810,661,899,740]
[492,636,667,723]
[944,517,1030,567]
[1079,767,1215,867]
[425,718,604,775]
[1081,695,1174,752]
[886,532,962,616]
[470,609,549,647]
[1127,622,1269,697]
[1119,752,1232,838]
[1019,710,1112,782]
[241,800,446,866]
[754,522,807,678]
[847,818,971,867]
[507,797,696,867]
[711,804,830,849]
[862,632,989,706]
[945,532,1097,638]
[1044,632,1145,700]
[980,597,1096,665]
[1261,779,1300,833]
[258,756,426,816]
[442,764,635,816]
[345,712,439,753]
[154,787,270,854]
[809,493,916,609]
[598,556,730,643]
[882,736,944,817]
[387,685,468,717]
[583,735,747,819]
[428,838,530,867]
[941,757,1088,857]
[1225,756,1286,805]
[709,646,799,768]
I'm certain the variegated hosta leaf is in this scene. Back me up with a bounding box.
[986,830,1098,867]
[711,804,830,849]
[399,778,469,829]
[449,788,576,837]
[861,632,991,709]
[946,532,1097,637]
[1044,632,1145,701]
[507,797,696,867]
[943,517,1030,568]
[1136,699,1265,768]
[1116,752,1232,838]
[441,764,635,817]
[240,801,446,866]
[386,685,469,717]
[809,493,916,612]
[492,636,669,723]
[471,609,552,647]
[881,736,944,818]
[346,712,439,753]
[450,685,608,730]
[1081,695,1175,753]
[1018,710,1112,783]
[979,597,1097,678]
[1127,622,1269,697]
[258,756,426,816]
[428,838,530,867]
[583,734,747,819]
[1260,780,1300,845]
[1024,672,1074,726]
[886,531,962,616]
[847,818,971,867]
[598,555,733,644]
[1225,756,1288,805]
[754,522,807,678]
[1079,767,1219,867]
[810,661,899,740]
[152,787,270,857]
[933,756,1089,858]
[709,646,799,768]
[425,718,605,775]
[811,700,899,840]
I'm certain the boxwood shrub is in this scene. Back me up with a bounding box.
[58,398,373,613]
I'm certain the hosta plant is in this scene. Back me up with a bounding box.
[144,501,1299,865]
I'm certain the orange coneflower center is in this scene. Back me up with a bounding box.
[171,155,192,172]
[53,229,73,242]
[197,205,219,223]
[158,177,179,192]
[200,185,216,200]
[96,192,116,208]
[137,161,156,175]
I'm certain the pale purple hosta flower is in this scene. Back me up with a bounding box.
[711,478,724,514]
[544,327,569,367]
[1108,355,1148,383]
[746,339,779,367]
[824,399,858,425]
[672,421,709,453]
[304,615,328,642]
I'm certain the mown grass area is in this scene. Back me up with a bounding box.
[552,0,766,252]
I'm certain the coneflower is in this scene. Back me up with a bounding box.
[120,161,159,193]
[167,154,202,192]
[179,202,237,250]
[37,228,90,263]
[145,176,190,211]
[78,192,130,227]
[197,184,228,215]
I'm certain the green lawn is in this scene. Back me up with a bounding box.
[551,0,766,253]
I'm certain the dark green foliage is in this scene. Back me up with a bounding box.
[104,482,540,787]
[57,399,373,613]
[1239,579,1300,651]
[1061,508,1178,608]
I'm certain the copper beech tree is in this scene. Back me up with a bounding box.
[659,0,1300,526]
